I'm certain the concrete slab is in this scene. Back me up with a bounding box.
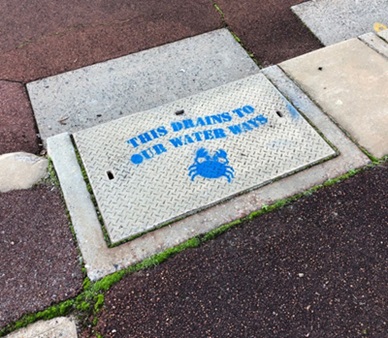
[6,317,77,338]
[280,39,388,158]
[0,152,48,193]
[292,0,388,45]
[215,0,322,65]
[0,81,40,155]
[0,185,83,329]
[47,67,369,281]
[27,29,259,142]
[73,74,335,243]
[0,0,221,82]
[378,28,388,42]
[359,33,388,59]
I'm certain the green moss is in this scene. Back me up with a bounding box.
[83,277,92,290]
[72,146,112,246]
[94,294,105,313]
[92,317,99,326]
[76,301,90,312]
[0,299,76,337]
[213,2,225,21]
[202,219,241,242]
[47,158,60,186]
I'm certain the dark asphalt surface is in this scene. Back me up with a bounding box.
[0,184,84,328]
[92,164,387,338]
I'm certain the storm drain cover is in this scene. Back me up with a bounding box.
[73,74,335,244]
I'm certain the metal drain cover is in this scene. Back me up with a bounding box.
[73,74,335,244]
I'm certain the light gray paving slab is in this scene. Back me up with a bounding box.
[292,0,388,45]
[359,32,388,59]
[48,68,369,281]
[280,39,388,158]
[27,29,259,143]
[378,28,388,42]
[6,317,77,338]
[73,73,335,243]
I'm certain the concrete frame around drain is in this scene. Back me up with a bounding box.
[47,66,370,281]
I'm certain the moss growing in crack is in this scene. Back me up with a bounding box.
[0,299,75,337]
[73,146,112,246]
[201,219,241,242]
[230,31,241,43]
[43,157,84,266]
[83,277,92,290]
[94,294,105,313]
[76,301,90,312]
[45,158,60,187]
[211,1,260,66]
[213,2,225,22]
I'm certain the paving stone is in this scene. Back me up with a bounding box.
[0,152,48,193]
[378,28,388,42]
[47,67,369,281]
[292,0,388,45]
[215,0,322,65]
[0,0,221,82]
[90,164,388,338]
[359,33,388,59]
[0,185,83,329]
[0,81,40,155]
[73,73,335,244]
[6,317,77,338]
[280,39,388,158]
[27,29,259,142]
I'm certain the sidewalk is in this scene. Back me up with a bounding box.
[0,1,387,337]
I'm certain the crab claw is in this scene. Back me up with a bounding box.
[214,149,228,164]
[214,149,227,158]
[196,148,209,158]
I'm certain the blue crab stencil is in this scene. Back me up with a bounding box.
[188,148,235,183]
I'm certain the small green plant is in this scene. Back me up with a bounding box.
[94,294,105,313]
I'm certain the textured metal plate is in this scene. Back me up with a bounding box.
[73,74,335,244]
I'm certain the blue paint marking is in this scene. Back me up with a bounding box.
[188,148,234,183]
[286,102,300,120]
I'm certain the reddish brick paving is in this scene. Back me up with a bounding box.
[0,0,221,82]
[0,184,84,328]
[0,81,40,154]
[216,0,322,65]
